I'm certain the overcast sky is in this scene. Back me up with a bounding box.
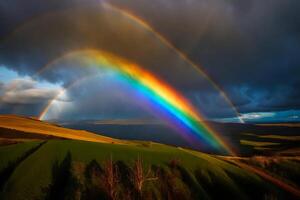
[0,0,299,122]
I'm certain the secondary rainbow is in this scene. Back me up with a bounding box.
[4,2,243,123]
[38,74,101,121]
[103,3,244,123]
[38,49,235,155]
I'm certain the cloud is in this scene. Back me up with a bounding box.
[240,112,275,120]
[111,0,300,113]
[0,78,62,104]
[218,110,300,123]
[0,0,299,120]
[0,3,204,89]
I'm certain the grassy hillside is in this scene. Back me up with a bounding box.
[0,115,123,144]
[0,141,42,174]
[239,132,300,156]
[0,140,289,200]
[0,115,299,199]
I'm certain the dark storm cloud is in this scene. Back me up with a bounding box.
[0,2,205,89]
[110,0,300,113]
[0,0,299,119]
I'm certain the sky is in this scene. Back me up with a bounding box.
[0,0,300,123]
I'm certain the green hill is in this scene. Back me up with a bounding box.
[0,115,297,199]
[1,140,289,200]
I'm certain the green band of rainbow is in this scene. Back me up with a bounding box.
[38,49,235,155]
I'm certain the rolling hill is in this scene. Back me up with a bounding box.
[0,115,123,144]
[0,115,299,199]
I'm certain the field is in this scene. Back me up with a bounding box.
[0,115,123,144]
[0,140,286,200]
[0,115,299,199]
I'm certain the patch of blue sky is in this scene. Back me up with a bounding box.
[0,65,19,82]
[0,65,62,89]
[216,110,300,123]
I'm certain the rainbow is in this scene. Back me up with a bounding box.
[4,2,243,123]
[103,3,244,123]
[38,74,101,120]
[38,49,235,155]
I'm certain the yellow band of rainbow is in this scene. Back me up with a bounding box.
[38,49,235,155]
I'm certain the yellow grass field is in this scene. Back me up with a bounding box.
[0,115,123,144]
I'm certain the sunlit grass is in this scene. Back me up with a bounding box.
[240,139,280,147]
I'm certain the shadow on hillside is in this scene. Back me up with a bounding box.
[43,155,292,200]
[0,141,46,192]
[45,152,78,200]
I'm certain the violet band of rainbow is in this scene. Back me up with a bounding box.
[38,49,235,155]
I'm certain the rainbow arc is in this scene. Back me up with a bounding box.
[38,49,235,155]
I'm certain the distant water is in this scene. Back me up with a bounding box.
[58,120,300,154]
[61,122,192,147]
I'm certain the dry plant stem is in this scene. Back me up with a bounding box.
[132,156,158,195]
[103,155,119,200]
